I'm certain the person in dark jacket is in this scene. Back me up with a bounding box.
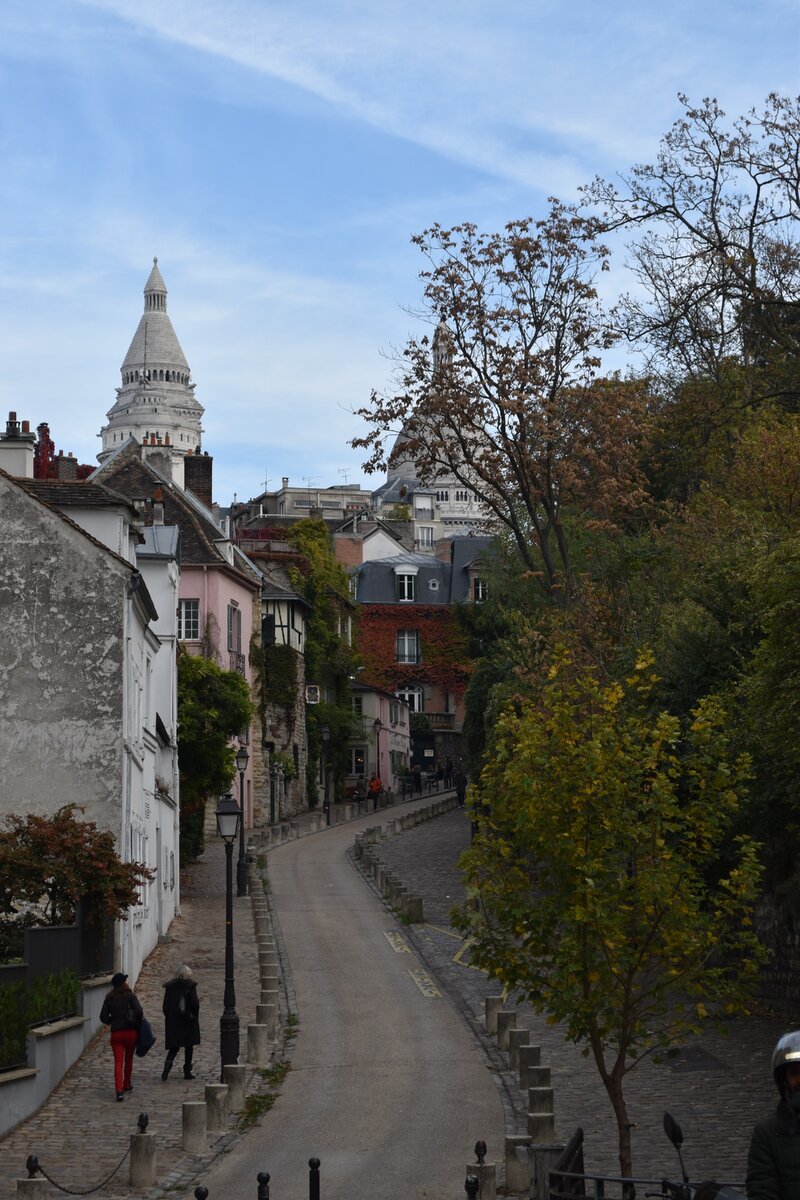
[99,972,143,1101]
[747,1030,800,1198]
[161,965,201,1080]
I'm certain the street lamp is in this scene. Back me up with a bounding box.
[235,744,249,897]
[321,725,330,826]
[373,717,383,785]
[216,792,240,1077]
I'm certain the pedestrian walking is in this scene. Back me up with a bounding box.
[412,762,422,795]
[747,1030,800,1198]
[368,772,382,812]
[444,757,453,789]
[454,767,467,808]
[161,964,201,1081]
[99,971,143,1101]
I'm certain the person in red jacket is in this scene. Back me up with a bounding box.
[368,773,382,811]
[99,972,142,1101]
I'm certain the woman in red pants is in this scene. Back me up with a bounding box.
[100,972,143,1101]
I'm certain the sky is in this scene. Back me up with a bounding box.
[0,0,797,505]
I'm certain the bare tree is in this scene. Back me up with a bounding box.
[353,204,650,601]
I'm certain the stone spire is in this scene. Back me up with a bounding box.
[97,260,204,485]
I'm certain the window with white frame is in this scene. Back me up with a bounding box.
[396,629,419,663]
[396,573,416,602]
[349,746,366,775]
[227,603,242,652]
[178,598,200,640]
[389,700,400,724]
[474,578,488,602]
[397,684,424,713]
[417,526,434,548]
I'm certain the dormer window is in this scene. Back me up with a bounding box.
[396,573,415,602]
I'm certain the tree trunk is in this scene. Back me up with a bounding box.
[603,1072,634,1185]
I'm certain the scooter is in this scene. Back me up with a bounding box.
[648,1112,747,1200]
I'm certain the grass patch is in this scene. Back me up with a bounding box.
[257,1060,290,1087]
[256,854,266,870]
[239,1092,278,1130]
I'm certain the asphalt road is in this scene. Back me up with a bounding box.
[201,808,504,1200]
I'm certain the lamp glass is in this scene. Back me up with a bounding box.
[235,745,249,772]
[216,793,240,842]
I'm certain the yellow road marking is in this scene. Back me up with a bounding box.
[384,931,411,953]
[409,969,441,998]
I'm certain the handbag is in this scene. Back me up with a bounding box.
[135,1015,156,1057]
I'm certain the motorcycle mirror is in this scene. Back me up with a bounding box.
[663,1111,684,1149]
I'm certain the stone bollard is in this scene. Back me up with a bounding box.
[485,996,504,1034]
[517,1044,541,1081]
[464,1162,496,1200]
[223,1063,247,1113]
[402,895,424,923]
[260,987,279,1007]
[16,1180,50,1199]
[528,1142,565,1200]
[523,1064,552,1090]
[344,804,353,821]
[261,967,279,987]
[528,1086,554,1114]
[505,1135,531,1193]
[496,1009,517,1050]
[205,1083,229,1132]
[182,1101,207,1154]
[257,1003,277,1038]
[508,1028,530,1070]
[528,1111,556,1141]
[129,1132,157,1187]
[247,1023,271,1066]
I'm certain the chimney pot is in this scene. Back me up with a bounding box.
[21,421,30,434]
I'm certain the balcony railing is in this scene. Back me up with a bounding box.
[426,712,455,730]
[229,651,246,675]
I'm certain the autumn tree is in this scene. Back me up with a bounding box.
[586,94,800,415]
[455,650,764,1179]
[352,206,650,601]
[177,653,254,860]
[0,804,153,930]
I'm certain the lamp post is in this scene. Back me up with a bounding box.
[216,792,240,1078]
[235,744,249,897]
[321,725,330,825]
[373,717,383,785]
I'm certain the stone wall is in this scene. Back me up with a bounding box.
[754,897,800,1016]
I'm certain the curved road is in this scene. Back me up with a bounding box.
[203,806,504,1199]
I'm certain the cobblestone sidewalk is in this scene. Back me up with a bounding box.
[0,838,265,1200]
[378,807,790,1188]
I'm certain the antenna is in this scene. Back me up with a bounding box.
[302,476,320,490]
[262,469,272,495]
[338,467,351,485]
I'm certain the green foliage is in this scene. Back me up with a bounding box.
[177,654,254,861]
[305,700,354,805]
[0,805,153,930]
[0,968,80,1069]
[456,650,764,1177]
[285,519,357,683]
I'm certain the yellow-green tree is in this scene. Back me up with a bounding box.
[455,650,764,1179]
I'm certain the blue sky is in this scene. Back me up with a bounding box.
[0,0,796,504]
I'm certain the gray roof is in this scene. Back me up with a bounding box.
[354,535,492,605]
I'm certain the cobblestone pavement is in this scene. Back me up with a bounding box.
[0,838,267,1200]
[377,805,790,1189]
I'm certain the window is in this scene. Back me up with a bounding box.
[396,629,419,663]
[352,695,363,716]
[397,685,424,713]
[396,573,415,602]
[417,527,434,548]
[178,599,199,640]
[436,490,449,502]
[349,746,366,775]
[389,700,400,724]
[474,579,488,602]
[227,603,242,652]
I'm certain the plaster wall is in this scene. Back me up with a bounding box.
[0,478,127,834]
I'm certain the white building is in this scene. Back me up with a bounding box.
[98,259,204,487]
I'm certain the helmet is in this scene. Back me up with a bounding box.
[772,1031,800,1096]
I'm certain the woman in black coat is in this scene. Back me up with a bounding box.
[161,965,200,1080]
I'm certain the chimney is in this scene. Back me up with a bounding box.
[152,485,165,525]
[282,476,289,489]
[0,411,35,478]
[55,451,78,481]
[184,449,213,508]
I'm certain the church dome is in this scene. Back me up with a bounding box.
[121,257,190,375]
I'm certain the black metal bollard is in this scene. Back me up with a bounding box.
[464,1172,479,1198]
[195,1188,209,1200]
[257,1171,270,1200]
[308,1156,320,1200]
